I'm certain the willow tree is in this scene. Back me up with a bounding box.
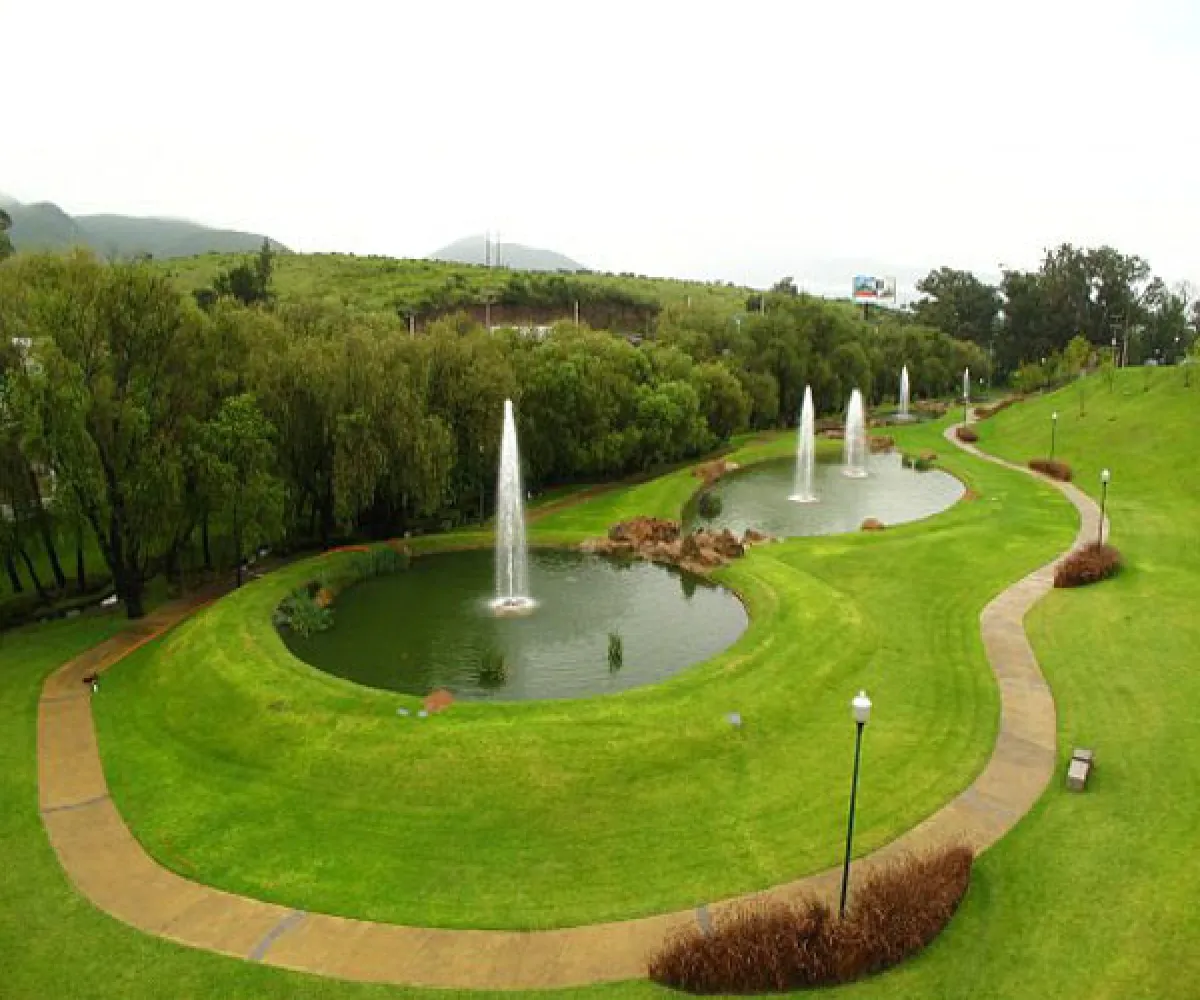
[12,251,208,618]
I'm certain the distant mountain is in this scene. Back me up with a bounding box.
[1,195,285,259]
[430,235,585,272]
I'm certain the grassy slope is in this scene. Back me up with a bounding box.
[158,253,751,313]
[0,619,633,999]
[91,422,1073,931]
[14,387,1191,996]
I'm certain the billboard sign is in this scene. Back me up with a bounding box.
[852,275,897,301]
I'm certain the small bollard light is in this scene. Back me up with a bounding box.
[726,711,743,729]
[1099,469,1111,545]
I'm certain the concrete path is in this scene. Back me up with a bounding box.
[38,436,1102,989]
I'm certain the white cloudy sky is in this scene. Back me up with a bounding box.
[4,0,1198,294]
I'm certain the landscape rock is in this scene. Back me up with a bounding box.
[423,689,455,714]
[861,518,886,531]
[586,518,755,574]
[692,459,740,485]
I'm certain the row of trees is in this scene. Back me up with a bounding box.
[1,249,982,619]
[913,244,1199,374]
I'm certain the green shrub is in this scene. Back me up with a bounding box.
[477,647,509,687]
[696,491,723,519]
[608,632,624,671]
[902,451,936,472]
[273,586,334,638]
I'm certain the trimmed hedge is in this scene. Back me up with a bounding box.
[1028,459,1073,481]
[648,846,974,993]
[1055,542,1122,588]
[955,426,978,443]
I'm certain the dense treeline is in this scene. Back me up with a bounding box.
[913,244,1199,373]
[1,248,982,619]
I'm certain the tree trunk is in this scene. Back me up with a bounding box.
[122,572,146,620]
[201,513,213,571]
[233,506,243,587]
[26,466,66,590]
[75,528,86,592]
[18,546,49,600]
[4,552,23,593]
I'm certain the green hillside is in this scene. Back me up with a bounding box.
[158,251,754,318]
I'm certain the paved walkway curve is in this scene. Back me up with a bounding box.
[37,434,1103,990]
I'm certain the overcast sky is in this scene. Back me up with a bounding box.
[5,0,1198,295]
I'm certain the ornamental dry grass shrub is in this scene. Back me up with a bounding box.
[1028,458,1073,481]
[955,425,979,443]
[1054,542,1122,588]
[648,846,974,993]
[974,397,1021,419]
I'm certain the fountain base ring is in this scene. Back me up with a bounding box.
[489,596,539,617]
[842,469,869,479]
[788,493,819,504]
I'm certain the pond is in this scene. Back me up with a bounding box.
[686,452,964,538]
[282,549,748,701]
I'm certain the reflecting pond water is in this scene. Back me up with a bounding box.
[686,452,963,538]
[283,549,748,701]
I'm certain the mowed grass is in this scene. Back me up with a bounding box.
[1,618,643,998]
[13,392,1190,998]
[91,419,1074,930]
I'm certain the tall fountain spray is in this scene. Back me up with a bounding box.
[789,385,818,503]
[963,367,970,404]
[843,389,868,478]
[898,366,911,421]
[492,399,535,615]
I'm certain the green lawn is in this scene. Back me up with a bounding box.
[11,378,1195,997]
[89,420,1073,931]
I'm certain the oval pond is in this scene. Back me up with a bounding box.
[687,452,964,537]
[283,549,748,701]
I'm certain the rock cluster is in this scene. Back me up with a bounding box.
[692,459,740,485]
[582,517,770,574]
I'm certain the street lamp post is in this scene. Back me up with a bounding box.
[839,690,872,919]
[1098,469,1111,546]
[1050,411,1058,461]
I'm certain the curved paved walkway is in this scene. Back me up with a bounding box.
[38,435,1102,989]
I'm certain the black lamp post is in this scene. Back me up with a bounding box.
[1098,469,1111,546]
[839,690,872,919]
[1050,411,1059,461]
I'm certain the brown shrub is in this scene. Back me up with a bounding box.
[861,518,885,532]
[868,435,895,454]
[974,397,1021,419]
[955,426,978,443]
[1028,458,1073,481]
[1055,542,1122,588]
[648,846,974,993]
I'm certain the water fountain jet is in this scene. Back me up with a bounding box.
[897,366,912,421]
[789,385,818,503]
[843,389,868,478]
[491,399,536,616]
